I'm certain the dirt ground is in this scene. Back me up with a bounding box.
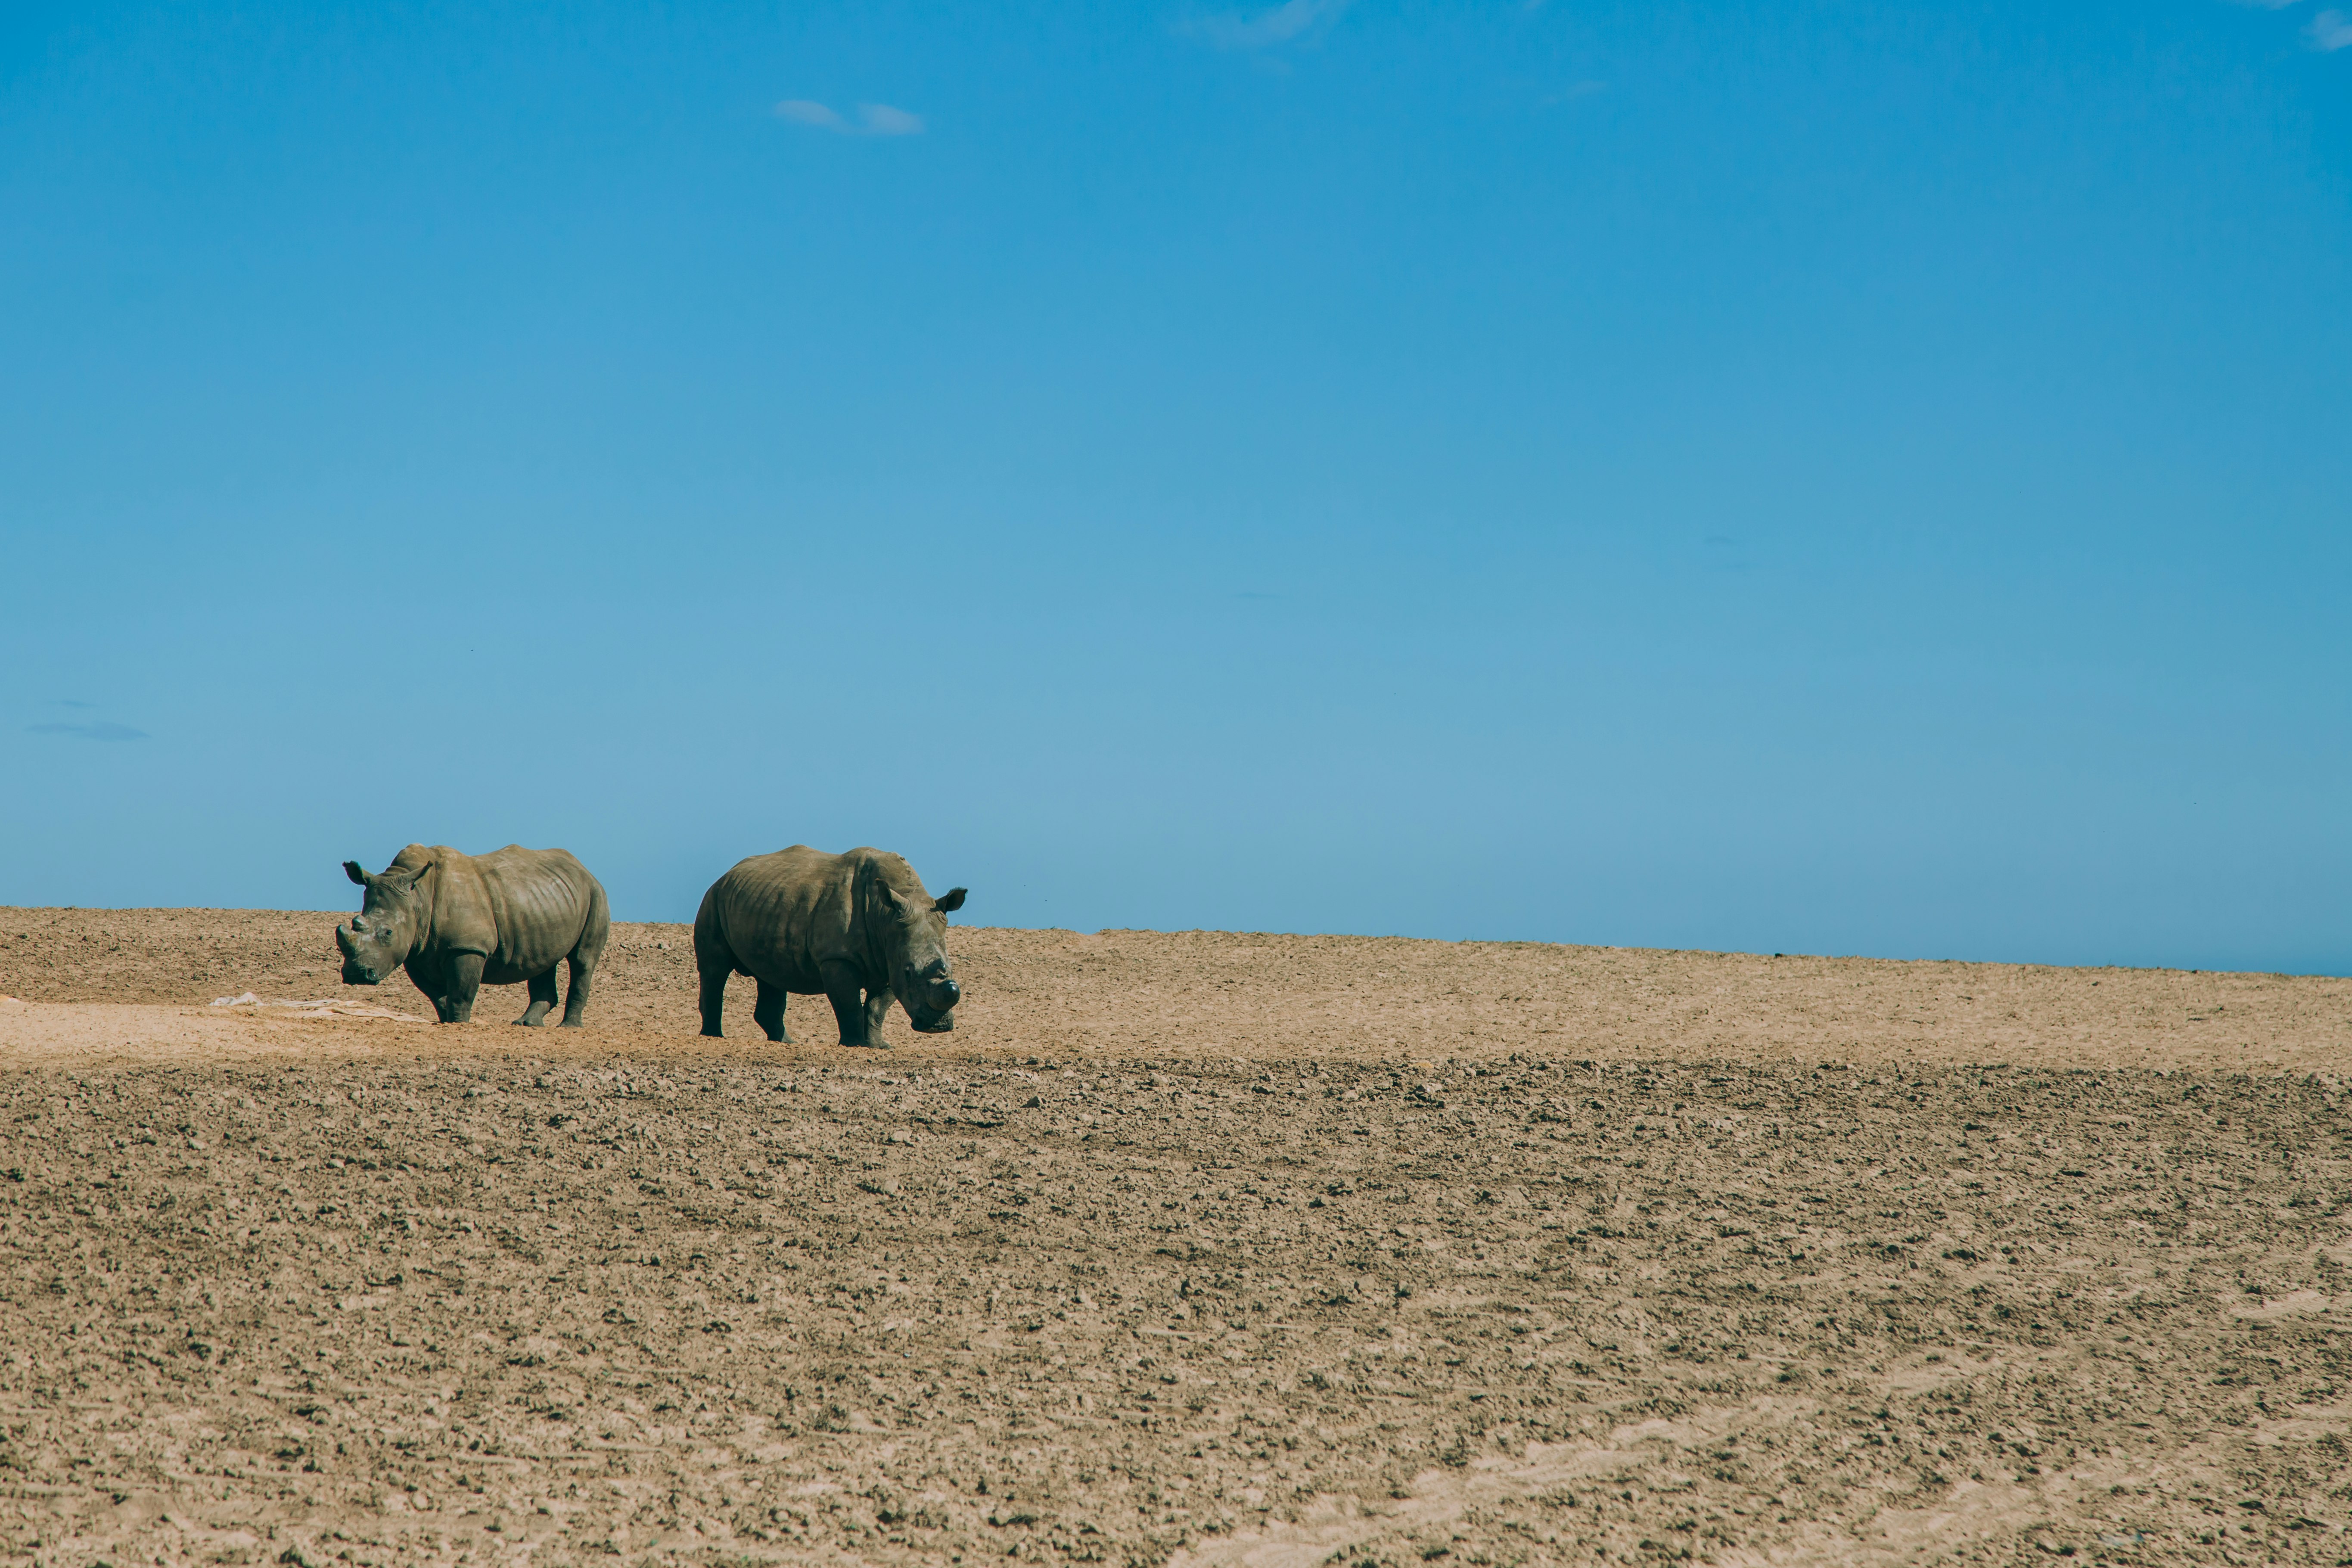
[0,910,2348,1567]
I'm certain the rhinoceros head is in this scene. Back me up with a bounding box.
[879,882,967,1032]
[335,859,429,985]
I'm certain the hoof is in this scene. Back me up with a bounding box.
[699,1027,725,1039]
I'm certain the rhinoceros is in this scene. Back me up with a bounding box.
[694,846,966,1045]
[335,845,610,1026]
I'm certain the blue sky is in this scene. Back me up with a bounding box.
[3,0,2348,972]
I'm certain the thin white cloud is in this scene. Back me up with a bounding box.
[774,99,845,128]
[858,103,925,136]
[1185,0,1353,51]
[774,99,926,136]
[2311,7,2352,46]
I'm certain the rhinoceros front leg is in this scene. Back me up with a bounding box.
[443,952,485,1023]
[863,987,895,1043]
[820,960,879,1047]
[515,970,558,1027]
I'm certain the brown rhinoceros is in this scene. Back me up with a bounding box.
[693,846,966,1045]
[335,845,610,1026]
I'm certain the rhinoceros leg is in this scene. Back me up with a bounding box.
[559,950,594,1028]
[404,953,447,1020]
[443,952,485,1023]
[820,960,878,1047]
[752,980,792,1044]
[694,954,730,1037]
[515,970,558,1027]
[863,988,895,1043]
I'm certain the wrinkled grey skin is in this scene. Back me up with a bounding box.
[335,845,610,1026]
[694,846,966,1046]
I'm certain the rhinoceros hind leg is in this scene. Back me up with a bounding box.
[563,878,607,1028]
[694,929,733,1037]
[515,969,558,1027]
[696,969,728,1037]
[559,950,593,1028]
[752,980,792,1043]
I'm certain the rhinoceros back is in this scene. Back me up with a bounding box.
[421,845,609,985]
[696,845,904,994]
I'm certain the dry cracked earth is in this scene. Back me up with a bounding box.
[0,908,2349,1568]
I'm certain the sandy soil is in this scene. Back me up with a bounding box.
[6,908,2350,1072]
[0,909,2348,1566]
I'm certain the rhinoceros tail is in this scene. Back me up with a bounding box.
[578,874,611,965]
[692,883,730,966]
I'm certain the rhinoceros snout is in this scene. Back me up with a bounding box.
[903,960,960,1018]
[336,925,384,984]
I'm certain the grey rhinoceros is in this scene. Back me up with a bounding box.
[335,845,610,1026]
[693,846,966,1046]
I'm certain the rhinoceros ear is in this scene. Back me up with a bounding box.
[934,888,966,914]
[344,860,370,887]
